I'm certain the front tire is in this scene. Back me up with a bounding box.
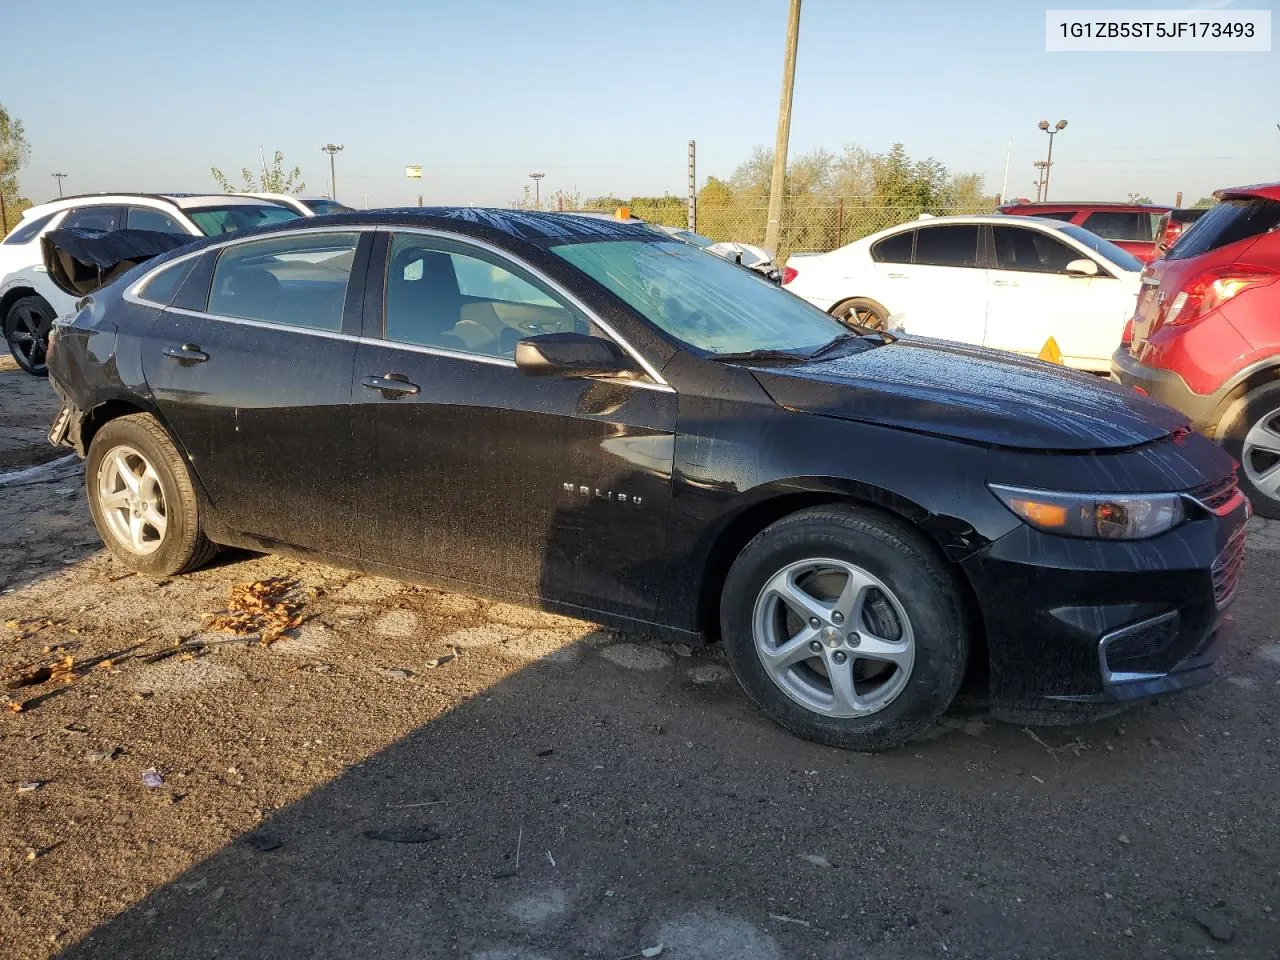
[1221,382,1280,519]
[4,295,55,376]
[86,414,218,576]
[720,506,969,751]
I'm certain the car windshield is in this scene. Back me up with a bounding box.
[184,204,301,236]
[301,199,353,215]
[550,239,849,357]
[1057,224,1142,272]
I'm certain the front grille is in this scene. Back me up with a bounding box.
[1189,474,1242,515]
[1104,613,1181,675]
[1212,525,1248,607]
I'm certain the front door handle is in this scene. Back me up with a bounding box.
[362,373,420,397]
[163,343,209,364]
[886,272,908,279]
[990,279,1018,287]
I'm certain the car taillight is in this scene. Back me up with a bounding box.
[1120,317,1134,345]
[781,266,797,285]
[1166,266,1279,325]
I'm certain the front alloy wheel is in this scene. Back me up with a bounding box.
[96,445,168,556]
[1241,405,1280,509]
[753,558,914,718]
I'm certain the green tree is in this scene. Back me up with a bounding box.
[0,103,31,232]
[211,150,305,194]
[1127,192,1154,204]
[1191,196,1217,208]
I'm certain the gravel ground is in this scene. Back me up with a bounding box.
[1,358,1278,960]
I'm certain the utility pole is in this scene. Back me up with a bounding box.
[1037,119,1067,200]
[764,0,802,253]
[687,139,697,233]
[529,172,545,209]
[320,144,344,201]
[999,139,1011,205]
[1175,190,1183,207]
[52,172,67,197]
[1033,161,1049,202]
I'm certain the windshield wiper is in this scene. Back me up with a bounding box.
[710,348,812,365]
[807,329,897,361]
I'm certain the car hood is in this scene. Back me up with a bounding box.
[751,337,1189,451]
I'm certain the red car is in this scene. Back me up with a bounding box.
[1112,182,1280,517]
[997,201,1174,263]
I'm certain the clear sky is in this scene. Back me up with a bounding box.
[4,0,1277,208]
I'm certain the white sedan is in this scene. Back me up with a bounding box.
[782,214,1144,372]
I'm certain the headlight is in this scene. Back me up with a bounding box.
[989,484,1185,540]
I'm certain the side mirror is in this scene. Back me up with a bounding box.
[1065,258,1099,277]
[515,332,634,378]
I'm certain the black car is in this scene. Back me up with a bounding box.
[44,209,1249,751]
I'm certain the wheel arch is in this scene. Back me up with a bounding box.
[693,478,990,690]
[1209,361,1280,442]
[0,285,47,321]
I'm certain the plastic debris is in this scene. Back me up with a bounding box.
[17,781,41,793]
[141,768,164,788]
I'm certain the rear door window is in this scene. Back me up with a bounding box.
[125,205,190,235]
[208,232,360,332]
[912,225,980,267]
[1167,198,1280,260]
[61,206,123,232]
[1081,211,1160,242]
[871,230,914,263]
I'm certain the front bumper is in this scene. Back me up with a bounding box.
[961,499,1248,721]
[1110,347,1226,434]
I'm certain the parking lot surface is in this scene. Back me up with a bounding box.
[1,357,1278,960]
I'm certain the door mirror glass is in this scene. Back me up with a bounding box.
[515,332,633,378]
[1065,258,1099,277]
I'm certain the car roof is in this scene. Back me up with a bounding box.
[1215,182,1280,203]
[20,193,294,217]
[879,213,1074,228]
[997,201,1172,213]
[304,207,666,242]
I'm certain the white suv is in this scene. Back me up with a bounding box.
[782,214,1144,373]
[0,193,300,374]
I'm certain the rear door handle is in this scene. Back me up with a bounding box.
[886,272,908,279]
[362,373,420,397]
[990,279,1018,287]
[163,343,209,364]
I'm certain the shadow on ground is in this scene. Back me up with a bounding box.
[56,548,1280,960]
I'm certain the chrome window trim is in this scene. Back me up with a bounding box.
[375,225,670,387]
[163,305,356,342]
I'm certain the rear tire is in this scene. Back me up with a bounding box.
[85,414,218,576]
[4,295,55,377]
[1221,382,1280,519]
[830,297,890,332]
[719,505,969,751]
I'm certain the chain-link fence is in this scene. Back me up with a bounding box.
[575,195,995,261]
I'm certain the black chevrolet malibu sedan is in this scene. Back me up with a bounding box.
[43,209,1249,751]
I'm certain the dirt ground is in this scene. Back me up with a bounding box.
[1,356,1278,960]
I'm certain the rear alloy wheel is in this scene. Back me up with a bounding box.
[720,506,969,751]
[1222,382,1280,520]
[86,414,218,576]
[4,295,55,376]
[830,297,889,332]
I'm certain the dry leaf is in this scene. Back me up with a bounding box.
[204,578,304,646]
[96,659,114,671]
[5,701,22,714]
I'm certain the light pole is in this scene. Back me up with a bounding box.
[52,172,67,197]
[1032,161,1049,202]
[528,172,545,209]
[320,144,344,200]
[1037,119,1067,201]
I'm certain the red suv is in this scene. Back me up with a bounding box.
[997,201,1174,263]
[1112,183,1280,517]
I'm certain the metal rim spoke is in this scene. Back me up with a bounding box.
[96,445,167,557]
[752,557,915,720]
[1251,460,1280,498]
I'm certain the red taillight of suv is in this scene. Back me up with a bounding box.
[781,266,797,285]
[1165,266,1280,325]
[1120,317,1134,346]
